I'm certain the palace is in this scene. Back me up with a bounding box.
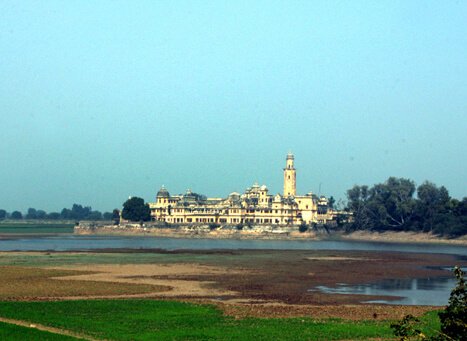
[149,154,335,225]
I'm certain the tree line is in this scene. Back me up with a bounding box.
[345,177,466,237]
[0,204,119,222]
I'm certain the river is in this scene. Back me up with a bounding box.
[0,234,466,255]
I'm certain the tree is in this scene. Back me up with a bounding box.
[112,209,120,225]
[103,212,113,220]
[414,182,451,233]
[346,178,416,231]
[438,266,467,340]
[328,196,336,209]
[47,212,61,220]
[346,185,372,230]
[122,197,150,222]
[36,210,47,219]
[26,208,37,219]
[0,209,6,220]
[87,211,102,221]
[11,211,23,219]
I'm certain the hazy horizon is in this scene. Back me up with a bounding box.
[1,1,466,213]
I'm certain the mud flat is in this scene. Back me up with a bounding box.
[1,249,465,320]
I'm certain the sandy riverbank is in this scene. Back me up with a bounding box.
[74,224,467,245]
[74,224,319,240]
[341,230,467,246]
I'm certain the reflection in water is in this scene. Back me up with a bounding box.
[312,276,457,306]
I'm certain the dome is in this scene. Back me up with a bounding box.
[156,186,170,198]
[260,185,268,191]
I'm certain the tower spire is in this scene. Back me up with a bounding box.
[283,153,296,197]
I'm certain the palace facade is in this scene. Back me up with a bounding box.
[149,154,336,225]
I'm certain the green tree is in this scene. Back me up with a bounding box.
[0,209,6,220]
[26,208,37,219]
[112,209,120,225]
[87,211,102,221]
[11,211,23,219]
[328,196,336,209]
[35,210,47,219]
[47,212,61,220]
[103,212,113,220]
[122,197,150,222]
[438,266,467,340]
[346,185,371,230]
[346,177,416,231]
[414,182,451,233]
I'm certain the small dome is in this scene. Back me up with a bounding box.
[260,185,268,191]
[157,186,170,198]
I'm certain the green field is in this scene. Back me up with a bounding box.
[0,321,78,340]
[0,300,441,341]
[0,223,74,234]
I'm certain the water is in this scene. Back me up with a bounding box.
[0,235,466,255]
[312,275,460,306]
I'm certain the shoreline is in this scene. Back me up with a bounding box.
[73,224,467,246]
[340,230,467,246]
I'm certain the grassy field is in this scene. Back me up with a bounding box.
[0,223,74,234]
[0,300,443,341]
[0,321,79,340]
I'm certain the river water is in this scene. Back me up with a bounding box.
[1,235,465,305]
[0,235,466,256]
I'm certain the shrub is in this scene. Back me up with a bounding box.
[209,223,220,230]
[298,222,308,233]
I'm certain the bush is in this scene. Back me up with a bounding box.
[438,266,466,340]
[298,222,309,233]
[209,223,220,230]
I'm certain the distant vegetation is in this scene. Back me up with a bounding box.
[1,177,465,237]
[0,204,119,222]
[121,197,151,222]
[345,177,466,237]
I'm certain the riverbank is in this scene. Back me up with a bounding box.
[74,223,319,240]
[74,223,467,245]
[341,230,467,246]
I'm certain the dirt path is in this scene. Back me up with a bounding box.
[0,316,99,340]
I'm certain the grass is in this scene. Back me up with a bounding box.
[0,299,425,341]
[0,321,79,340]
[0,223,74,234]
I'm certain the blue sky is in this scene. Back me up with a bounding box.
[1,1,466,212]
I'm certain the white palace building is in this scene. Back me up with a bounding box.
[149,154,336,226]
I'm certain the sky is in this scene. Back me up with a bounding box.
[1,1,466,213]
